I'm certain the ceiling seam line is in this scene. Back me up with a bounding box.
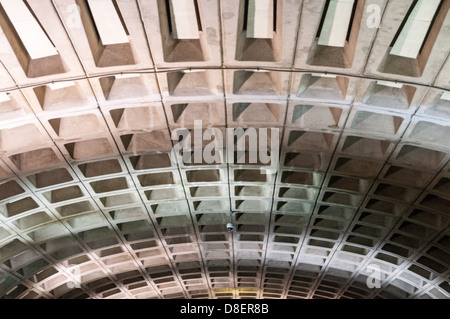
[1,67,449,97]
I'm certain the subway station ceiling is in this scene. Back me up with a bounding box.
[0,0,449,299]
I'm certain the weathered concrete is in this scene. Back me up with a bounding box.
[0,0,448,300]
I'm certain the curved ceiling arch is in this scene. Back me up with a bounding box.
[0,0,449,299]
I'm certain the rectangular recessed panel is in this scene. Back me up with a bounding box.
[390,0,441,59]
[317,0,355,47]
[0,0,58,59]
[246,0,274,39]
[169,0,200,40]
[87,0,129,45]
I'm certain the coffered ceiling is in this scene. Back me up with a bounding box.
[0,0,449,299]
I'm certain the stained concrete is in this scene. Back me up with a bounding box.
[0,0,448,300]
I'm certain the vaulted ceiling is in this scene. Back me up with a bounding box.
[0,0,449,299]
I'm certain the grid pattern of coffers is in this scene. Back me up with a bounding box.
[0,0,449,299]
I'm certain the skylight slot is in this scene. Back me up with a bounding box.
[441,92,450,101]
[245,0,275,39]
[377,80,404,88]
[0,0,58,59]
[167,0,201,40]
[311,73,337,78]
[0,92,10,103]
[114,73,140,79]
[86,0,129,45]
[317,0,356,47]
[47,81,75,91]
[390,0,442,59]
